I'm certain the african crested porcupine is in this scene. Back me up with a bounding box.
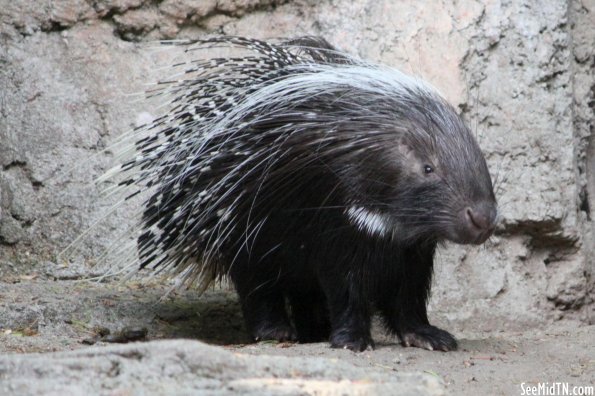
[106,36,498,352]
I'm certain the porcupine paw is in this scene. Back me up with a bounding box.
[330,331,375,352]
[253,324,298,343]
[399,325,458,352]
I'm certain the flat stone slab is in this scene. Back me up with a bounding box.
[0,339,444,396]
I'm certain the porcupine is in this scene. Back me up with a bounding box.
[108,36,498,352]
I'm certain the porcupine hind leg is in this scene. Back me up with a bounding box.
[288,287,331,343]
[378,243,457,352]
[229,261,297,343]
[317,268,374,352]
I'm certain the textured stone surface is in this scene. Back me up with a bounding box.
[0,339,445,396]
[0,0,593,341]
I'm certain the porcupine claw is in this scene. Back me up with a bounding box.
[400,325,458,352]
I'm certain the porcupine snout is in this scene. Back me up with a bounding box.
[460,201,498,244]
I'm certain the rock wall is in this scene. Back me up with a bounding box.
[1,0,593,333]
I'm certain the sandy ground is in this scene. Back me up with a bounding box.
[0,275,593,396]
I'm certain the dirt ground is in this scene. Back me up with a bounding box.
[0,272,593,396]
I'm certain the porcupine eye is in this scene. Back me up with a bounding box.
[423,165,434,174]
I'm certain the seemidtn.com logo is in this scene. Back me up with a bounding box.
[520,383,594,396]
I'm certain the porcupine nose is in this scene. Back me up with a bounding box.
[464,202,497,244]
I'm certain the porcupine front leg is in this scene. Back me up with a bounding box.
[378,243,457,351]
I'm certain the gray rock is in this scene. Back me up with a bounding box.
[0,339,445,396]
[0,216,24,245]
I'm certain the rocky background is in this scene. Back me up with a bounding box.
[1,0,593,332]
[1,1,593,394]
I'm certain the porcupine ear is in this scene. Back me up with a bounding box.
[397,140,415,159]
[393,137,424,171]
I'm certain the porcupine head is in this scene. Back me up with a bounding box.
[342,89,498,245]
